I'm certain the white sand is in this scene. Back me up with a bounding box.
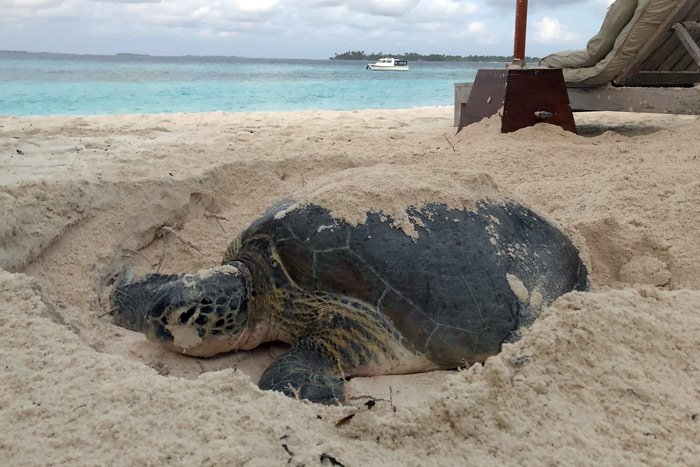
[1,108,699,465]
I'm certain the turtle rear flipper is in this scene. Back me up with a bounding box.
[109,268,181,332]
[258,342,345,405]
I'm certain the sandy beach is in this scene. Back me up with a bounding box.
[1,107,699,465]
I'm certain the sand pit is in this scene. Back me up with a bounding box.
[1,108,699,465]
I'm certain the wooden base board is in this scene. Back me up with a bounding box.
[456,69,576,134]
[454,82,700,126]
[567,85,700,113]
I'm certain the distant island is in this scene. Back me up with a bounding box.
[331,51,540,62]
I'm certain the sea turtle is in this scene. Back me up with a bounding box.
[110,198,588,404]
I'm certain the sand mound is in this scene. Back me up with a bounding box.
[1,108,699,464]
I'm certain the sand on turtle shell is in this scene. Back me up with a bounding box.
[1,108,699,465]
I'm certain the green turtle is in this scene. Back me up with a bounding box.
[110,198,588,404]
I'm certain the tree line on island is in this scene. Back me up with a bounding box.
[330,51,540,62]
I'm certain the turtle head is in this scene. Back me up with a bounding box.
[143,263,253,357]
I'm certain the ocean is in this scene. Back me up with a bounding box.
[0,51,504,116]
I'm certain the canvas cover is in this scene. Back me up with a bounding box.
[539,0,681,86]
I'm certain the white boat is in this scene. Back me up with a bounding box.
[366,57,409,71]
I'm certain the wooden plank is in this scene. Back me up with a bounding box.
[644,29,685,71]
[673,38,700,71]
[682,21,700,32]
[453,70,576,133]
[645,2,700,70]
[454,83,473,126]
[656,38,689,71]
[672,24,700,71]
[673,54,694,72]
[458,70,508,131]
[673,23,700,67]
[616,0,696,84]
[673,20,700,71]
[501,68,576,134]
[454,83,700,127]
[625,70,700,86]
[645,3,700,71]
[567,86,700,114]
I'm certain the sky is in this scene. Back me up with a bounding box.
[1,0,617,59]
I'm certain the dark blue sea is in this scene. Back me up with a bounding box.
[0,51,504,116]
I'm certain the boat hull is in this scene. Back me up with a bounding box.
[367,65,410,71]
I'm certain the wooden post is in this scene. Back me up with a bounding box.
[513,0,528,67]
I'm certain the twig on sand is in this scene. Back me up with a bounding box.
[155,236,167,273]
[286,384,302,401]
[320,453,345,467]
[205,212,228,234]
[204,212,230,222]
[159,225,205,255]
[98,306,118,319]
[334,413,355,427]
[443,134,456,152]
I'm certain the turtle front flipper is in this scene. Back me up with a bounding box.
[258,342,345,405]
[109,267,181,332]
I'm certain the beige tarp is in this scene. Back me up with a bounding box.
[539,0,680,86]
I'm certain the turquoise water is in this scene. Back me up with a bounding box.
[0,52,504,116]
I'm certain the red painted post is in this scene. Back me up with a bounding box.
[513,0,528,65]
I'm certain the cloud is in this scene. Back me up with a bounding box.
[1,0,281,27]
[398,0,478,26]
[2,0,477,32]
[531,16,578,43]
[488,0,616,14]
[2,0,63,5]
[234,0,279,13]
[489,0,589,7]
[282,0,481,40]
[307,0,343,5]
[428,0,477,17]
[303,0,343,5]
[348,0,420,17]
[468,21,485,35]
[2,0,81,19]
[96,0,161,3]
[117,0,282,33]
[300,0,463,18]
[0,0,607,58]
[452,19,498,45]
